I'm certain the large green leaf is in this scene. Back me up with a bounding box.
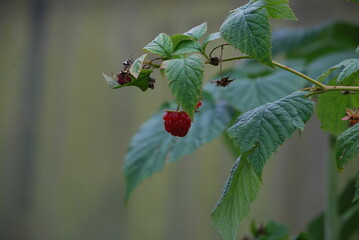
[184,22,207,40]
[206,60,306,112]
[161,54,204,118]
[211,157,261,240]
[316,80,359,136]
[227,91,314,176]
[129,54,147,79]
[143,33,173,58]
[124,93,233,201]
[317,58,359,85]
[263,0,297,20]
[336,123,359,170]
[220,0,274,67]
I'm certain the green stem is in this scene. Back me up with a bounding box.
[325,137,339,240]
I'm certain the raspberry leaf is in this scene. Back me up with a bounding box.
[173,40,203,55]
[161,54,204,118]
[220,0,274,67]
[263,0,297,20]
[124,92,233,202]
[184,22,207,40]
[143,33,173,58]
[211,157,261,240]
[171,34,196,49]
[129,54,147,79]
[336,123,359,170]
[227,91,314,177]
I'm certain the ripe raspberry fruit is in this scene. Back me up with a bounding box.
[163,111,192,137]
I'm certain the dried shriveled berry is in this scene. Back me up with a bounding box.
[116,71,132,85]
[341,108,359,127]
[163,111,192,137]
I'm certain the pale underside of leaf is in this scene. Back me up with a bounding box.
[129,54,147,79]
[184,22,207,40]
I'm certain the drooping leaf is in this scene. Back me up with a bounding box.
[202,32,222,51]
[336,123,359,170]
[211,157,261,240]
[143,33,173,58]
[184,22,207,40]
[173,40,203,55]
[227,91,314,176]
[124,93,233,201]
[316,80,359,136]
[263,0,297,20]
[171,34,195,49]
[161,54,204,118]
[354,172,359,202]
[102,69,153,91]
[220,0,274,67]
[206,60,306,112]
[317,58,359,85]
[129,54,147,79]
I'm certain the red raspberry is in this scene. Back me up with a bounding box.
[195,101,202,112]
[163,111,192,137]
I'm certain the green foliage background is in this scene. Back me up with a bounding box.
[0,0,358,240]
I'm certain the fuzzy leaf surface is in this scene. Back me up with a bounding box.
[227,91,314,176]
[161,54,204,118]
[129,54,147,79]
[336,123,359,170]
[318,58,359,85]
[184,22,207,40]
[143,33,173,58]
[220,0,273,67]
[316,80,359,136]
[263,0,297,20]
[124,93,233,201]
[211,157,261,240]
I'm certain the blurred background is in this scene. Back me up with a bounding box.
[1,0,359,239]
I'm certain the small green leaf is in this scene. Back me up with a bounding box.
[161,54,204,118]
[171,34,195,49]
[102,73,120,89]
[263,221,289,239]
[228,91,314,176]
[263,0,297,20]
[184,22,207,40]
[220,0,274,67]
[317,58,359,85]
[211,157,261,240]
[336,123,359,170]
[129,54,147,79]
[143,33,173,58]
[316,80,359,136]
[354,172,359,202]
[124,93,233,201]
[173,40,203,55]
[202,32,222,51]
